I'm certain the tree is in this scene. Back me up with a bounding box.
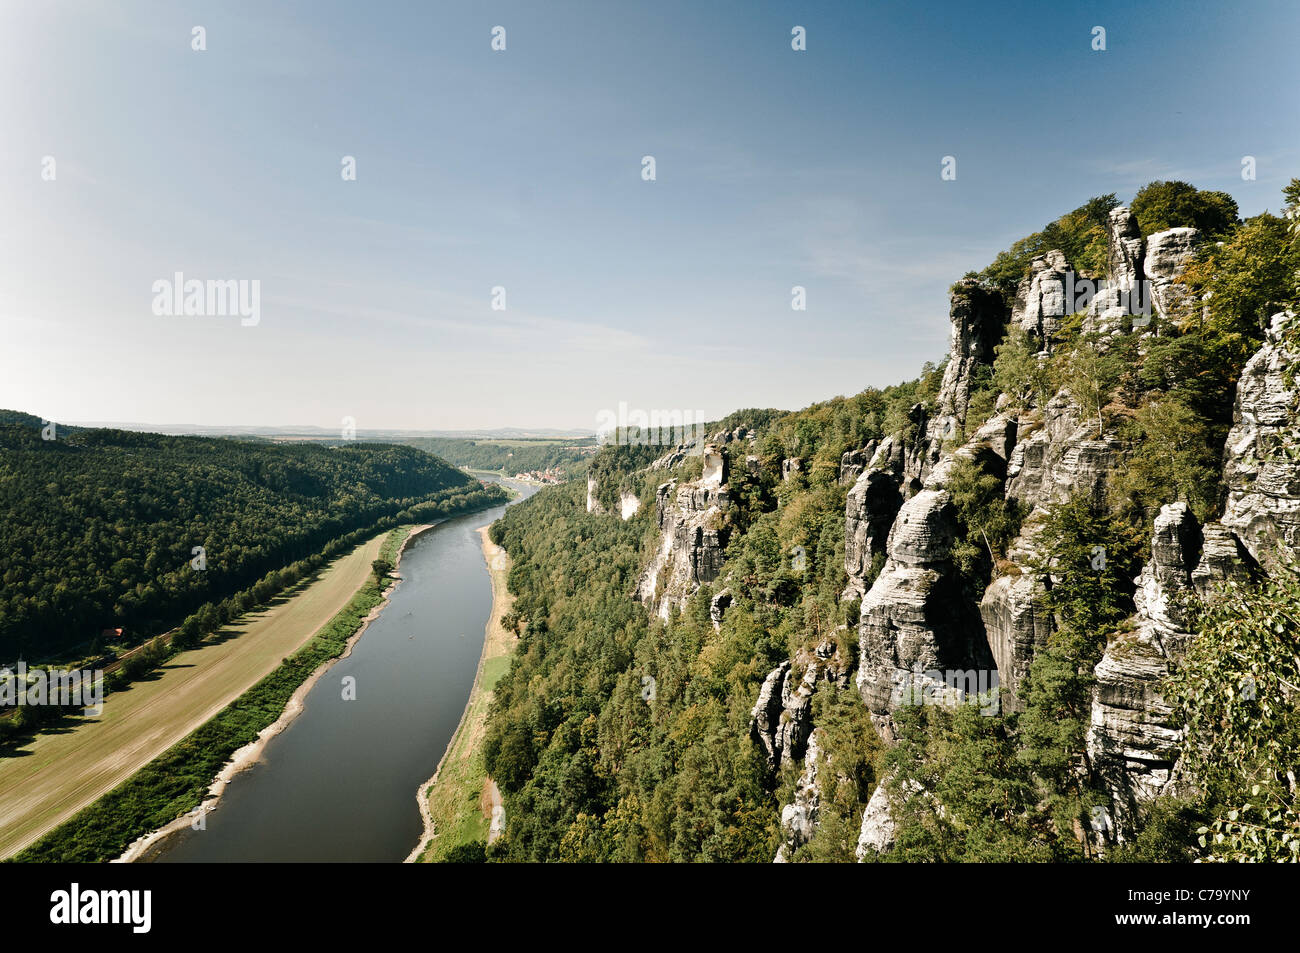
[948,458,1024,581]
[1110,397,1220,523]
[371,557,394,580]
[1166,570,1300,861]
[992,326,1053,412]
[1179,212,1299,355]
[885,701,1061,862]
[1060,333,1121,437]
[1130,180,1239,238]
[1017,496,1142,854]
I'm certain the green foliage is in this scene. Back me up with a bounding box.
[947,458,1025,586]
[1016,497,1142,851]
[1059,332,1123,438]
[790,682,882,862]
[1130,180,1239,239]
[885,702,1062,862]
[1181,211,1300,355]
[992,326,1053,412]
[1106,799,1201,863]
[1109,397,1221,523]
[438,841,488,863]
[587,443,663,512]
[1166,570,1300,862]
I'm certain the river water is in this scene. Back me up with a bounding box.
[149,476,537,862]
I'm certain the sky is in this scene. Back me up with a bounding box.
[1,0,1297,433]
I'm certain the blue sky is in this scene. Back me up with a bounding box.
[1,0,1296,431]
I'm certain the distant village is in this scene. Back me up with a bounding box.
[513,467,567,485]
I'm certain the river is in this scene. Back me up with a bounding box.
[147,475,538,862]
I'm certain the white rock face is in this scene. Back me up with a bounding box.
[619,491,640,520]
[1107,206,1144,290]
[774,730,821,862]
[585,475,603,514]
[1220,312,1300,572]
[1014,250,1071,345]
[856,776,922,860]
[634,447,731,620]
[1143,227,1201,321]
[701,445,725,485]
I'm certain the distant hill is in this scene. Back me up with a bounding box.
[66,420,595,441]
[0,414,504,659]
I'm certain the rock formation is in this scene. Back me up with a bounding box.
[774,730,821,862]
[1143,227,1201,321]
[634,445,730,620]
[751,641,851,773]
[934,279,1008,435]
[1014,250,1072,347]
[1220,312,1300,572]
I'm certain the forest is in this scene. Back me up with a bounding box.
[0,414,501,661]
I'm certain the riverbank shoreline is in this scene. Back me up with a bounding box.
[116,523,436,863]
[406,524,515,862]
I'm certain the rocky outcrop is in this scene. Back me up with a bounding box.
[1082,206,1149,336]
[1005,393,1124,509]
[782,457,804,481]
[585,475,604,514]
[1087,504,1201,833]
[855,775,926,860]
[619,491,640,520]
[839,443,878,486]
[1088,503,1255,839]
[843,464,904,601]
[934,279,1008,435]
[774,730,821,863]
[751,661,792,771]
[1191,522,1255,596]
[1143,227,1201,322]
[1014,250,1072,347]
[978,512,1050,708]
[751,641,851,773]
[1107,205,1144,291]
[635,446,730,620]
[709,588,733,631]
[1220,313,1300,573]
[856,489,979,723]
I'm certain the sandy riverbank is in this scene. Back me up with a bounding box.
[116,523,435,863]
[405,525,515,862]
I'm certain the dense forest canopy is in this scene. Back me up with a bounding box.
[0,416,489,660]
